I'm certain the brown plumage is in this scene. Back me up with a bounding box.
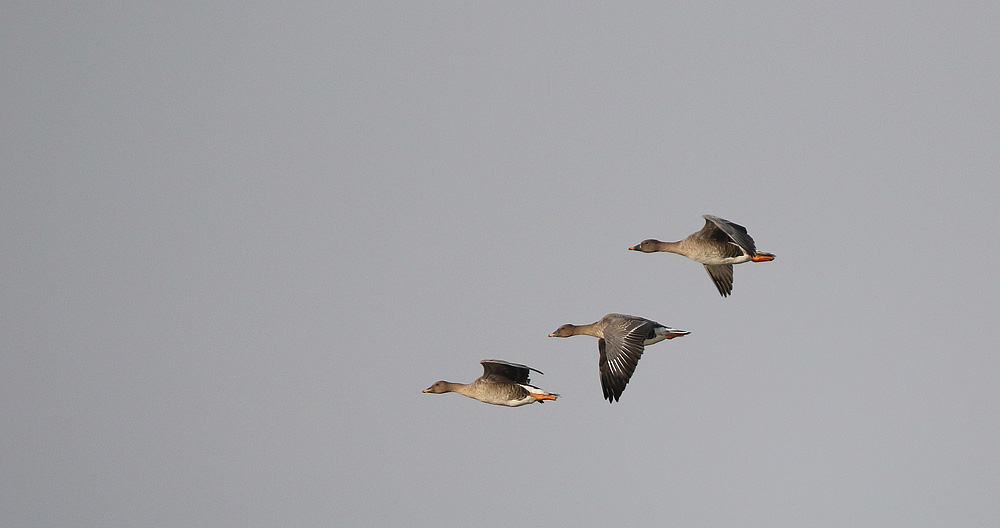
[549,314,689,403]
[630,214,775,297]
[423,359,558,407]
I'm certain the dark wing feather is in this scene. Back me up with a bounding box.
[691,218,742,258]
[597,317,653,403]
[704,264,734,297]
[480,359,537,384]
[598,339,615,401]
[703,215,757,256]
[693,217,732,242]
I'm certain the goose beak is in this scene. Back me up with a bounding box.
[628,245,640,251]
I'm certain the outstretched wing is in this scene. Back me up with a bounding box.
[702,215,757,256]
[480,359,540,384]
[597,317,654,403]
[704,263,735,297]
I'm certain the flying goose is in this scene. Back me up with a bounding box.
[423,359,558,407]
[630,214,775,297]
[549,313,689,403]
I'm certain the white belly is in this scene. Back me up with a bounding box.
[693,253,752,265]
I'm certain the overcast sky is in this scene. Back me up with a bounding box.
[3,2,998,527]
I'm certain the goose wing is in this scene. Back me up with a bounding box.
[597,317,654,403]
[702,215,757,256]
[704,264,735,297]
[480,359,539,384]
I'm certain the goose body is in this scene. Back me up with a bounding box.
[423,359,558,407]
[549,313,689,403]
[630,214,775,297]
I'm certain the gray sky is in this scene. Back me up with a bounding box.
[3,2,998,527]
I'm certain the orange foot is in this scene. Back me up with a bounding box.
[530,393,557,401]
[752,252,775,262]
